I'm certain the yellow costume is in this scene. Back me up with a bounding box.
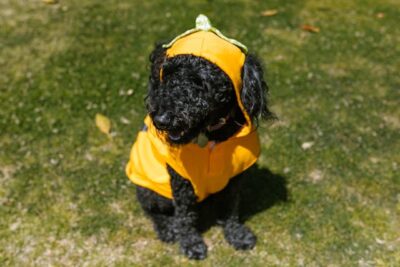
[126,15,260,202]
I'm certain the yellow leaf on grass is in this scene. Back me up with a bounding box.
[301,25,320,33]
[95,113,111,136]
[376,12,385,19]
[42,0,58,4]
[261,9,278,17]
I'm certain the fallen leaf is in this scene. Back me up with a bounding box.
[309,169,323,183]
[42,0,58,4]
[9,221,21,231]
[376,12,385,19]
[120,116,131,125]
[283,167,290,174]
[301,25,320,33]
[370,157,379,164]
[95,113,111,137]
[375,238,385,245]
[261,9,278,17]
[301,141,314,150]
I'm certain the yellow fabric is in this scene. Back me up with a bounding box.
[126,116,260,202]
[126,30,261,202]
[165,31,252,136]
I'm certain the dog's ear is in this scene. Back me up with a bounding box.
[241,54,275,121]
[149,43,167,88]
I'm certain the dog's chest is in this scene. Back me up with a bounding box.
[126,116,260,202]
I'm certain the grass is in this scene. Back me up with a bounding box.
[1,0,399,266]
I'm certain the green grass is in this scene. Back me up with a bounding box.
[1,0,399,266]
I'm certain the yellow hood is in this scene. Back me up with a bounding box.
[163,15,253,135]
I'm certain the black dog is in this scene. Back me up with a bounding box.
[127,18,274,260]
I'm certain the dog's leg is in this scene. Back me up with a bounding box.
[168,165,207,260]
[220,175,257,250]
[147,213,177,243]
[136,186,177,243]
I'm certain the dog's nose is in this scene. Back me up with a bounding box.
[153,113,171,130]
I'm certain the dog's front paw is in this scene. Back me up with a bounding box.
[180,234,207,260]
[224,222,256,250]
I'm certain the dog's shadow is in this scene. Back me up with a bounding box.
[240,165,288,221]
[198,165,288,231]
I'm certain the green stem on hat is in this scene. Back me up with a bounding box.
[162,14,248,54]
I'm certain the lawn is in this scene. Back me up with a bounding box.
[0,0,399,266]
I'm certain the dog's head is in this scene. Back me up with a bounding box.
[145,17,274,145]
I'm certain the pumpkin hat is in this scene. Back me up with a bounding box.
[161,15,252,136]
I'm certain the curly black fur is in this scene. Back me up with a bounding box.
[136,42,273,260]
[146,44,241,144]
